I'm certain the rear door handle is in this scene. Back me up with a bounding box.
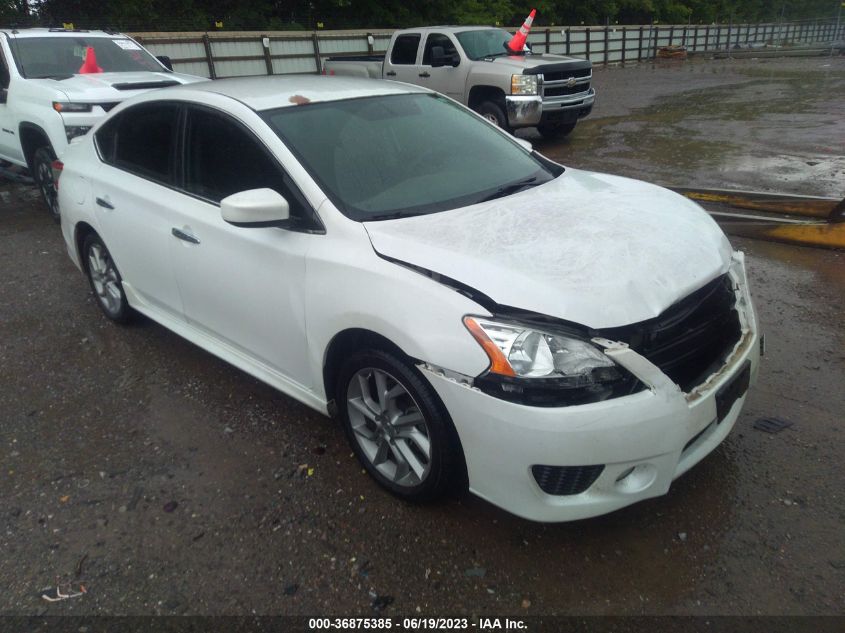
[95,197,114,210]
[385,71,396,77]
[418,71,430,78]
[171,227,200,244]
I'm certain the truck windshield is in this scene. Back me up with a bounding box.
[263,93,561,221]
[10,37,162,78]
[455,29,514,59]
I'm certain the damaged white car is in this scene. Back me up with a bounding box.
[58,76,760,522]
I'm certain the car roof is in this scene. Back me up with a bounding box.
[0,28,126,38]
[169,75,429,111]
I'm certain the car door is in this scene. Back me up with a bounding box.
[168,104,317,389]
[0,40,22,162]
[384,33,422,84]
[416,32,468,102]
[90,101,184,318]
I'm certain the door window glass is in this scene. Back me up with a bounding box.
[390,35,420,65]
[422,34,457,65]
[95,103,179,183]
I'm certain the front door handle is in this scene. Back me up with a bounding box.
[95,197,114,210]
[385,71,396,77]
[418,71,430,78]
[171,227,200,244]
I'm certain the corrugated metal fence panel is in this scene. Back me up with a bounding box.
[130,21,843,79]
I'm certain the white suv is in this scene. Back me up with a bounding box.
[0,27,203,219]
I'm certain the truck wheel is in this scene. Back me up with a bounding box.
[33,146,60,222]
[537,122,577,140]
[476,100,511,133]
[336,349,466,502]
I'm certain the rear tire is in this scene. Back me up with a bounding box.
[537,121,577,140]
[82,233,133,324]
[336,349,465,502]
[476,100,511,133]
[33,146,60,222]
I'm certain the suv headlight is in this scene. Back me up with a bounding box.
[464,316,638,406]
[511,74,538,96]
[53,102,93,113]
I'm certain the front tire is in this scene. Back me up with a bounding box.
[33,146,60,222]
[476,100,511,133]
[537,121,577,140]
[82,233,133,323]
[336,349,465,502]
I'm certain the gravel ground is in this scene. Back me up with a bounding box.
[1,56,844,618]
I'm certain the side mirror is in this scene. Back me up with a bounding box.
[430,46,447,68]
[514,138,533,152]
[156,55,174,72]
[220,188,290,227]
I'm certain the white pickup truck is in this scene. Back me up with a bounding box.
[324,26,595,139]
[0,27,203,219]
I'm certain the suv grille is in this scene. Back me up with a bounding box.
[599,275,742,392]
[544,82,590,97]
[532,465,605,495]
[542,68,591,82]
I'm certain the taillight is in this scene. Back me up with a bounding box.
[51,160,63,189]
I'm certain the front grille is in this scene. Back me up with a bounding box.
[98,102,120,112]
[544,82,590,97]
[542,68,591,82]
[531,464,604,495]
[598,275,742,392]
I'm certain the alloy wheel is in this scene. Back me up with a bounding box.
[346,367,432,487]
[87,243,123,316]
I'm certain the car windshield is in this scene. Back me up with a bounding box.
[455,29,514,59]
[263,93,560,221]
[10,36,162,78]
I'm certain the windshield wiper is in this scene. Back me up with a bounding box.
[29,74,73,80]
[477,176,542,203]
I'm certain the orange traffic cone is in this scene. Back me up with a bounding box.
[506,9,536,53]
[78,46,103,74]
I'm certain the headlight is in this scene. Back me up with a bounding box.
[52,102,93,113]
[464,316,638,406]
[65,125,92,142]
[511,74,538,96]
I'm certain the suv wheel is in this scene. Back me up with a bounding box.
[82,233,133,323]
[537,121,577,140]
[33,146,60,222]
[336,349,465,502]
[476,100,511,133]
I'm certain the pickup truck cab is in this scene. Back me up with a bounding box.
[324,26,595,139]
[0,27,203,219]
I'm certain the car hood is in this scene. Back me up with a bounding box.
[489,53,590,73]
[363,168,733,329]
[38,71,204,101]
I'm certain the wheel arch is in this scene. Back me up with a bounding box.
[19,122,53,169]
[467,85,507,111]
[322,328,413,415]
[74,221,99,273]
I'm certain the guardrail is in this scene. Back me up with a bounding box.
[131,18,845,79]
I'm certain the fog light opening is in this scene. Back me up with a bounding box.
[614,464,657,493]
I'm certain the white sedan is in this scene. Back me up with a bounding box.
[58,76,760,522]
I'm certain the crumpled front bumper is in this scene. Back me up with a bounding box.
[421,252,760,522]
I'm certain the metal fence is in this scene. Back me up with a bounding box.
[131,18,845,79]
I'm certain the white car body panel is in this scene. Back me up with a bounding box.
[59,76,759,522]
[364,168,734,329]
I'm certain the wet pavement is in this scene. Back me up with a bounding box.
[527,56,845,198]
[1,57,844,617]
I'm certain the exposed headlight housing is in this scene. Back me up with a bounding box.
[511,74,538,96]
[464,316,639,406]
[53,102,93,113]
